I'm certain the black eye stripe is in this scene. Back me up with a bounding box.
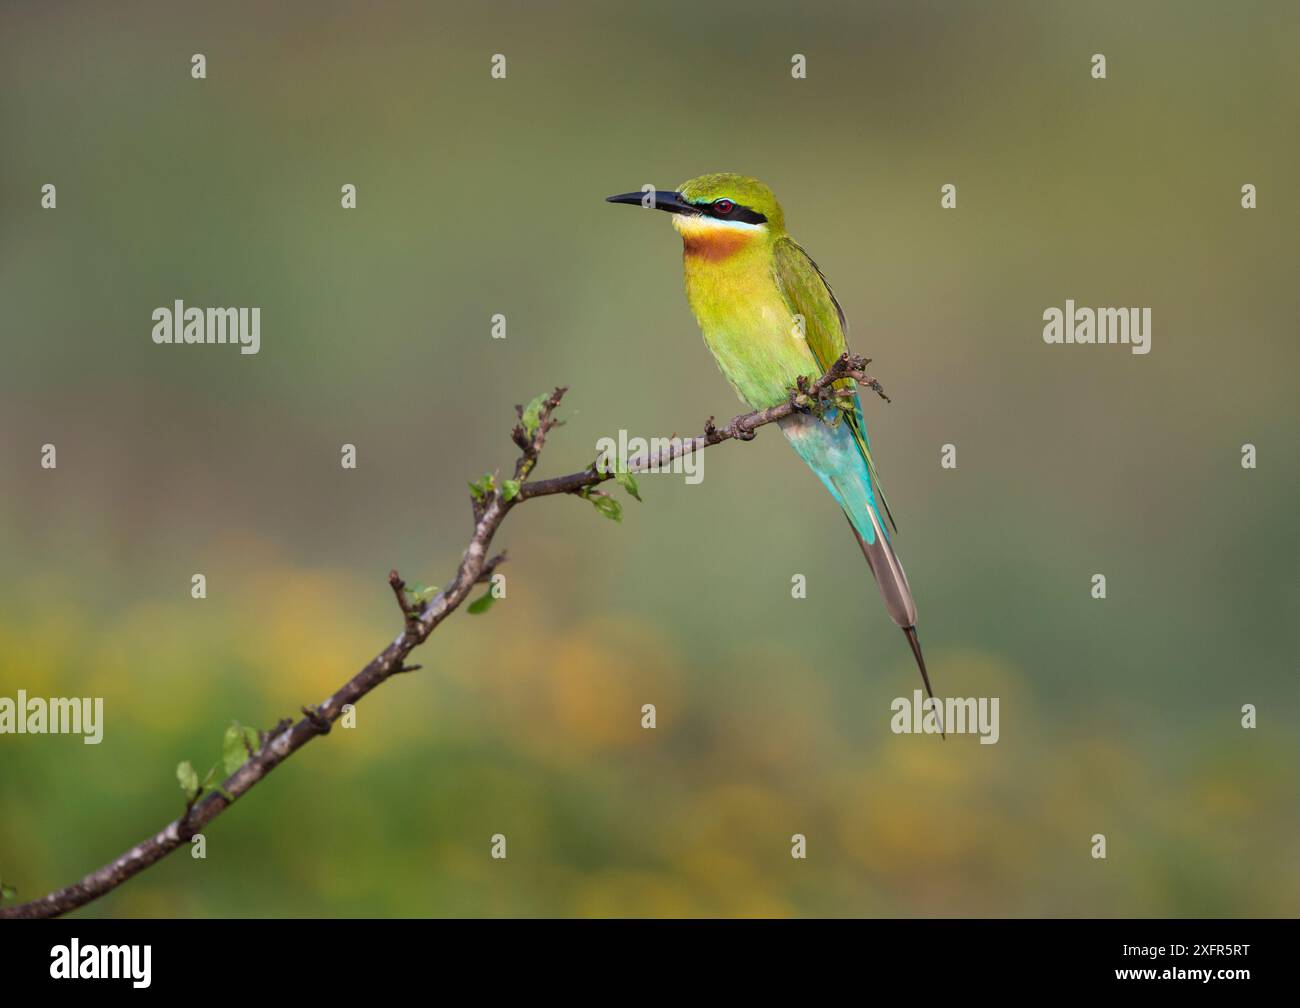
[690,199,768,225]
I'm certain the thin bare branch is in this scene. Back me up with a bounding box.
[0,355,883,919]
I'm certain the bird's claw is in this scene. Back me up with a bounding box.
[786,384,814,413]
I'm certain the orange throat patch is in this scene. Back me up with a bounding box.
[674,217,760,262]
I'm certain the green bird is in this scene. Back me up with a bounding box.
[607,173,935,702]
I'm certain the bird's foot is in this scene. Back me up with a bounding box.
[786,378,815,414]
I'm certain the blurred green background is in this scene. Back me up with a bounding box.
[1,0,1296,917]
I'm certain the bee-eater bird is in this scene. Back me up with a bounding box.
[607,173,935,703]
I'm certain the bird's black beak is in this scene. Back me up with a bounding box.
[605,190,698,215]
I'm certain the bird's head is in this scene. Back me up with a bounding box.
[606,173,785,259]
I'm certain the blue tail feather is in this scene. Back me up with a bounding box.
[779,410,885,545]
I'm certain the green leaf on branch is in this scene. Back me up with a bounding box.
[468,474,496,502]
[223,721,259,775]
[501,479,521,501]
[405,583,439,605]
[591,494,623,522]
[176,760,199,799]
[613,469,641,502]
[467,591,496,615]
[521,393,549,437]
[0,880,15,902]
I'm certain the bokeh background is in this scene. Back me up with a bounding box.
[1,0,1296,917]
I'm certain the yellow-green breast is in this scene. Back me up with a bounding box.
[674,215,821,409]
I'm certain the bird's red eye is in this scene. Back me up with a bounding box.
[713,199,734,215]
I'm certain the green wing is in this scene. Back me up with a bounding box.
[771,236,898,533]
